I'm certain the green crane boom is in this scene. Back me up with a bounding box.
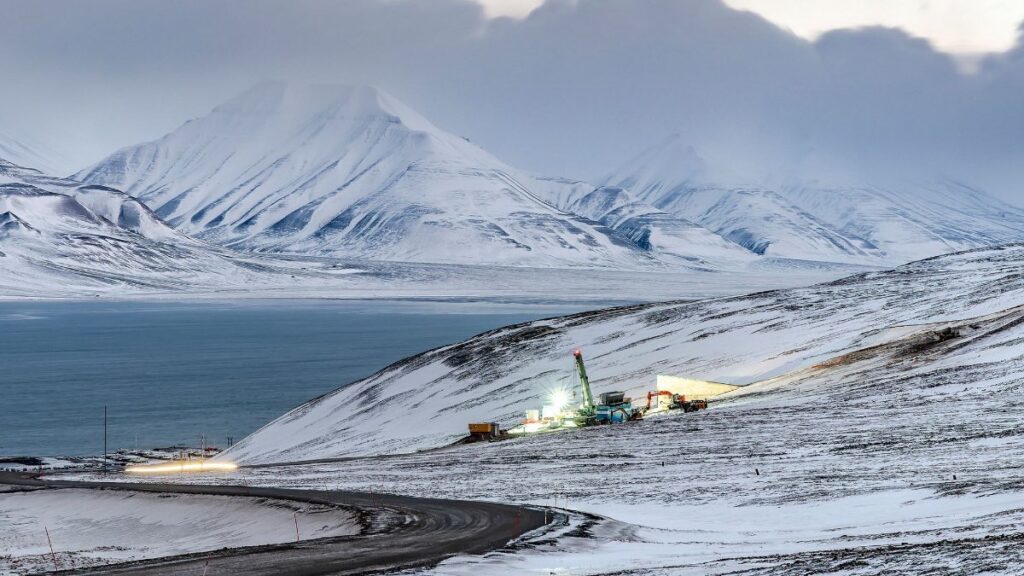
[573,348,595,410]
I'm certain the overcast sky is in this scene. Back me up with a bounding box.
[2,0,1022,201]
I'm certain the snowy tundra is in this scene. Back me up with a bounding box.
[98,243,1024,574]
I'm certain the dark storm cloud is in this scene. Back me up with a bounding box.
[0,0,1021,200]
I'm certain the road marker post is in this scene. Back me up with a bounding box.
[44,525,58,570]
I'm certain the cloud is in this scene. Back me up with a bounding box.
[0,0,1022,201]
[721,0,1024,54]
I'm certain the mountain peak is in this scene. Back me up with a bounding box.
[208,82,450,144]
[74,83,667,267]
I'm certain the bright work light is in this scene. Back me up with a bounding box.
[550,389,570,411]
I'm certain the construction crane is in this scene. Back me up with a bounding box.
[572,348,640,426]
[573,348,597,426]
[573,348,595,407]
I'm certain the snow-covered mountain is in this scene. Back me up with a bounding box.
[0,145,855,300]
[528,177,755,266]
[77,83,746,269]
[605,134,1024,265]
[223,242,1024,464]
[0,158,351,297]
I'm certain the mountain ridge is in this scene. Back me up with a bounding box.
[603,134,1024,265]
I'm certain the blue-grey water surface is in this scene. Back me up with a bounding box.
[0,300,587,457]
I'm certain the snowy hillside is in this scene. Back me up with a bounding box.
[223,243,1024,464]
[0,158,361,297]
[185,292,1024,574]
[605,134,1024,265]
[77,83,742,268]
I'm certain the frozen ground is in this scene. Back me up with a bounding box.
[90,293,1024,574]
[63,244,1024,574]
[0,486,358,575]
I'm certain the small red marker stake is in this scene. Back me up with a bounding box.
[294,512,300,542]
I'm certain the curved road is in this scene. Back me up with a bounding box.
[0,471,549,575]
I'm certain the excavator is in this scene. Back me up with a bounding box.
[572,348,642,426]
[644,390,708,413]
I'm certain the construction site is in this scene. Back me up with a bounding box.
[467,348,738,441]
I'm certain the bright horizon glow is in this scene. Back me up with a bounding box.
[476,0,1024,55]
[125,461,239,474]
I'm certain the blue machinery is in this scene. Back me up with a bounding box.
[572,348,640,426]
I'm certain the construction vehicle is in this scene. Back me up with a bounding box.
[644,390,673,411]
[644,390,708,413]
[467,422,502,441]
[685,398,708,412]
[572,348,642,426]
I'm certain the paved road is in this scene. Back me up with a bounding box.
[0,471,548,575]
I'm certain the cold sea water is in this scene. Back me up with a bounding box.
[0,299,587,457]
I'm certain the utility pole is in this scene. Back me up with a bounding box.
[103,405,108,474]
